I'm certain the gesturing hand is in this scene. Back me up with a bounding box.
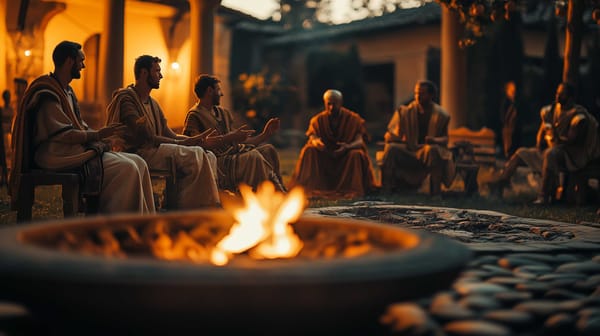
[98,123,128,139]
[310,137,325,151]
[180,128,216,146]
[333,142,348,157]
[231,124,255,143]
[262,118,281,137]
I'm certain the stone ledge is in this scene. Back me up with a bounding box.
[305,202,600,253]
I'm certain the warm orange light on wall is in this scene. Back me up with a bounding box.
[24,50,32,57]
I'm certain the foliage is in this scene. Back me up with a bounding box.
[434,0,600,46]
[231,70,297,131]
[274,0,435,26]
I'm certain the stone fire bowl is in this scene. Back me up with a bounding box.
[0,210,472,335]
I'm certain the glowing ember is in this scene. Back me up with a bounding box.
[210,182,305,266]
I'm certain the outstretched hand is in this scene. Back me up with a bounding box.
[231,124,255,143]
[310,137,326,151]
[98,123,128,139]
[180,128,217,146]
[333,142,348,157]
[262,118,281,137]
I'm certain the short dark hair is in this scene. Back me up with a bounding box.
[194,75,220,99]
[417,80,438,98]
[134,55,161,79]
[52,41,82,67]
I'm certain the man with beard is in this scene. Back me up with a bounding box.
[10,41,155,214]
[289,89,376,198]
[106,55,220,209]
[183,75,285,192]
[490,82,600,204]
[380,80,455,196]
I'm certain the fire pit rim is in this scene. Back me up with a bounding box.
[0,210,472,286]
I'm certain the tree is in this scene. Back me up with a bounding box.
[434,0,600,87]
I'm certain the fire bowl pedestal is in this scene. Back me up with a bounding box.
[0,210,472,335]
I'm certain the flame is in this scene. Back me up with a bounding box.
[210,182,305,266]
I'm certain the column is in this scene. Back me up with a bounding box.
[441,5,468,129]
[562,0,584,85]
[0,0,6,90]
[189,0,221,80]
[98,0,124,109]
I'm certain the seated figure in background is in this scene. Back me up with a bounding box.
[183,74,285,192]
[380,80,455,195]
[490,82,600,204]
[289,89,376,198]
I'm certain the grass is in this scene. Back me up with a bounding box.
[1,146,599,225]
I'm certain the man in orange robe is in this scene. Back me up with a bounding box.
[290,89,376,198]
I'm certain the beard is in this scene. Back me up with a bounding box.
[148,76,160,89]
[70,64,81,79]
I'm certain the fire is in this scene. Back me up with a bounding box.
[210,182,305,266]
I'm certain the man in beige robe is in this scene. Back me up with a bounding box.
[488,103,554,196]
[183,75,284,192]
[290,89,376,198]
[381,80,455,195]
[491,82,600,204]
[10,41,155,214]
[106,55,219,209]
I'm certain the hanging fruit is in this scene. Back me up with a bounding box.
[555,2,567,17]
[469,3,485,17]
[592,8,600,23]
[504,1,516,13]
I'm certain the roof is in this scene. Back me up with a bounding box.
[263,2,441,47]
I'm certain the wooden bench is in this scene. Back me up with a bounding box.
[13,156,178,222]
[12,170,99,223]
[150,156,178,210]
[448,127,497,195]
[564,157,600,205]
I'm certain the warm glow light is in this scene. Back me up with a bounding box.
[210,182,305,265]
[24,50,32,57]
[170,61,180,70]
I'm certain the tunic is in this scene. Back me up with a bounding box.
[183,103,283,192]
[106,86,219,209]
[381,101,455,190]
[10,75,155,214]
[290,107,376,198]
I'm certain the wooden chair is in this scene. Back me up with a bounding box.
[149,156,178,210]
[11,83,99,222]
[12,170,98,223]
[564,157,600,205]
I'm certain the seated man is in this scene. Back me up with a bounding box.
[10,41,155,214]
[289,89,376,198]
[380,80,455,195]
[490,82,600,204]
[183,75,285,192]
[488,102,555,196]
[106,55,220,209]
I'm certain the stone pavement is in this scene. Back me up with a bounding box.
[307,203,600,336]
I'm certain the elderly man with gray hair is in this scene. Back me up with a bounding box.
[289,89,376,198]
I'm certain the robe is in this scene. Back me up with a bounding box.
[10,74,154,214]
[381,101,455,190]
[106,86,219,209]
[290,107,376,198]
[183,103,284,192]
[513,104,556,174]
